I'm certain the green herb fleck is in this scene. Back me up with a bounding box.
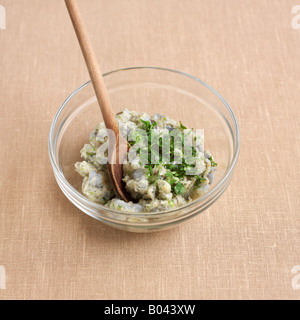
[169,200,175,208]
[86,152,95,156]
[174,182,186,195]
[209,156,218,167]
[141,119,157,131]
[140,119,151,131]
[195,176,206,189]
[102,197,108,204]
[169,178,178,186]
[165,171,173,178]
[180,121,188,130]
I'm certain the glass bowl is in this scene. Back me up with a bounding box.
[49,67,240,233]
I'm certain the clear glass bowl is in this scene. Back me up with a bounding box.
[49,67,240,233]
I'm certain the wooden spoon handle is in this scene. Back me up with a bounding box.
[65,0,131,203]
[65,0,119,134]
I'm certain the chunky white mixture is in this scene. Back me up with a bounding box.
[75,110,217,213]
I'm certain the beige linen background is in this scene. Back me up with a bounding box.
[0,0,299,300]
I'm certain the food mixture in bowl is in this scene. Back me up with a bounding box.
[75,110,217,212]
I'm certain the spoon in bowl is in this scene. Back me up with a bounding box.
[65,0,131,202]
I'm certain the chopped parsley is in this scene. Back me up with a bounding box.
[168,200,175,208]
[102,197,108,204]
[195,175,206,189]
[141,119,157,131]
[129,118,214,196]
[209,156,218,167]
[174,182,186,195]
[180,121,188,130]
[165,171,173,178]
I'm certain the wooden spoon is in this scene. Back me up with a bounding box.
[65,0,131,202]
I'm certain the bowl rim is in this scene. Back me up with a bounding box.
[49,66,240,218]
